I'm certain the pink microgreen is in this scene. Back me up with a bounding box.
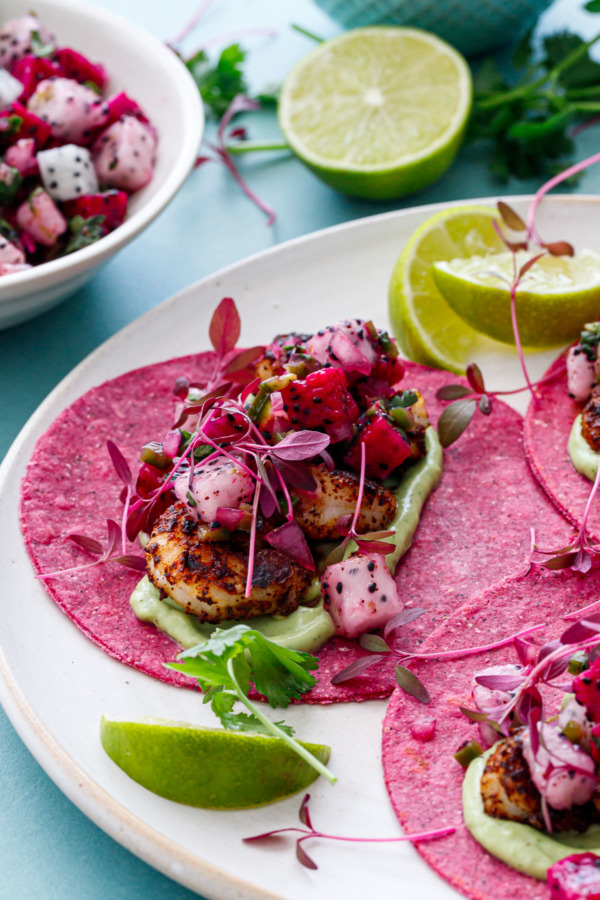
[264,520,315,571]
[466,363,485,394]
[497,200,527,233]
[270,430,331,461]
[437,398,477,448]
[209,297,241,358]
[223,345,264,375]
[242,794,455,870]
[358,634,390,653]
[383,607,426,638]
[107,440,132,488]
[395,664,430,703]
[330,654,386,684]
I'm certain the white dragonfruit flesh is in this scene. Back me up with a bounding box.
[567,345,596,403]
[0,262,31,276]
[92,116,156,192]
[37,144,98,202]
[28,78,109,144]
[0,234,25,265]
[305,319,378,376]
[16,189,67,246]
[321,553,402,639]
[0,67,23,108]
[174,458,255,525]
[5,138,38,175]
[0,16,53,70]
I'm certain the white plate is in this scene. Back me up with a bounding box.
[1,194,596,900]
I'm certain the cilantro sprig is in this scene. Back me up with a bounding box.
[168,625,337,784]
[471,21,600,181]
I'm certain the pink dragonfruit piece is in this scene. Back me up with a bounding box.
[92,116,156,192]
[62,190,128,231]
[521,723,596,810]
[15,189,67,246]
[344,412,412,479]
[104,91,149,126]
[0,101,51,148]
[174,458,254,525]
[0,262,31,275]
[305,319,378,376]
[55,47,107,90]
[11,55,62,102]
[0,159,19,187]
[410,718,437,742]
[321,553,402,639]
[567,345,596,403]
[0,234,25,265]
[548,853,600,899]
[0,16,54,71]
[5,137,39,175]
[280,366,359,444]
[574,656,600,723]
[27,78,109,144]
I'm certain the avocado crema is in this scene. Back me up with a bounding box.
[463,748,600,879]
[568,413,599,482]
[130,427,443,653]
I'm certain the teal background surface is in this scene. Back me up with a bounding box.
[2,0,600,896]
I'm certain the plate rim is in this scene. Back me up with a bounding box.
[2,191,598,899]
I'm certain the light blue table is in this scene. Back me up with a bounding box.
[2,0,600,896]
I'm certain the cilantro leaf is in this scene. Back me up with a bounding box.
[66,215,106,254]
[210,690,295,736]
[249,631,317,707]
[186,43,248,119]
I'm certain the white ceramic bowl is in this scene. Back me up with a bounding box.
[0,0,204,329]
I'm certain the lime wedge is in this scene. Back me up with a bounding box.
[100,717,331,809]
[388,206,504,372]
[432,248,600,347]
[278,27,472,200]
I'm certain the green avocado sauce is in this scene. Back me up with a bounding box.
[130,426,443,653]
[568,414,598,482]
[463,748,600,879]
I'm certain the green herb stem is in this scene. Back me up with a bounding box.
[548,30,600,83]
[566,85,600,99]
[226,141,291,155]
[291,23,324,43]
[570,101,600,112]
[475,76,547,110]
[226,658,337,785]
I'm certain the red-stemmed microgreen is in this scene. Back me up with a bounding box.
[243,793,455,870]
[37,518,146,580]
[331,616,544,705]
[323,445,397,566]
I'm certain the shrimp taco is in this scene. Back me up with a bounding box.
[382,565,600,900]
[21,299,571,703]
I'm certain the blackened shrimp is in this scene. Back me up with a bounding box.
[146,502,313,623]
[292,464,397,541]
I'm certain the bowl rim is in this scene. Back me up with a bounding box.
[0,0,204,296]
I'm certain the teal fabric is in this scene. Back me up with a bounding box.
[2,0,600,896]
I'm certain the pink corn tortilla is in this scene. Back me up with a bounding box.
[523,351,600,542]
[382,564,600,900]
[21,354,574,703]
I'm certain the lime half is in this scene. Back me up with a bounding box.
[388,206,504,372]
[100,717,331,809]
[278,27,472,200]
[432,248,600,347]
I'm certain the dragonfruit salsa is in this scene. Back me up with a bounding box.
[0,13,157,275]
[461,626,600,889]
[128,301,442,653]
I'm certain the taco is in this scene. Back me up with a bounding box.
[21,302,572,703]
[524,324,600,542]
[382,565,600,900]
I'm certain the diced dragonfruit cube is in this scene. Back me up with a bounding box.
[0,67,25,108]
[280,366,359,443]
[548,853,600,899]
[62,190,128,230]
[11,55,62,102]
[0,16,53,71]
[0,234,25,265]
[573,657,600,723]
[306,319,378,376]
[92,116,156,192]
[28,78,109,144]
[15,189,67,246]
[174,459,255,524]
[37,144,98,202]
[321,554,402,639]
[104,91,149,126]
[5,137,38,175]
[0,101,51,148]
[55,47,107,90]
[344,413,412,478]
